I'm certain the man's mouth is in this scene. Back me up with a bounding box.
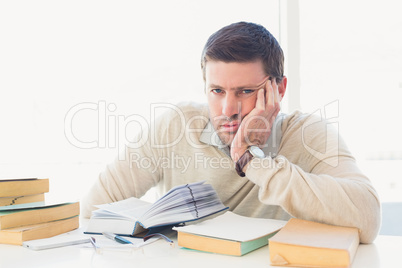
[220,121,240,133]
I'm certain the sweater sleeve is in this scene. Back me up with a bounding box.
[80,113,169,218]
[80,141,161,218]
[245,112,381,243]
[80,103,204,218]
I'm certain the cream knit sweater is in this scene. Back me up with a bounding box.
[82,103,380,243]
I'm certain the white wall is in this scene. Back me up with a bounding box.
[298,0,402,202]
[0,0,281,202]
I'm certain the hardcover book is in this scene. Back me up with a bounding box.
[0,178,49,197]
[0,202,80,229]
[269,218,360,268]
[0,216,79,245]
[0,194,45,209]
[173,212,287,256]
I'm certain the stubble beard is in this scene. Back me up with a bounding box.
[217,131,236,147]
[210,113,241,147]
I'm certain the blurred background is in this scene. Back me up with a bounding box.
[0,0,401,204]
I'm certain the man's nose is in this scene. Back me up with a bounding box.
[222,94,240,119]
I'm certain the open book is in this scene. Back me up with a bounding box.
[85,181,228,237]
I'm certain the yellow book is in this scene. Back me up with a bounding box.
[0,178,49,197]
[0,194,45,207]
[0,202,80,229]
[177,231,276,256]
[0,216,79,245]
[173,212,287,256]
[269,218,360,268]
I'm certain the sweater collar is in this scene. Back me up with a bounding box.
[199,113,284,158]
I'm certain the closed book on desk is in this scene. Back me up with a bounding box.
[0,216,79,245]
[269,218,360,268]
[85,181,228,237]
[0,178,49,197]
[0,194,45,209]
[0,202,80,229]
[173,212,287,256]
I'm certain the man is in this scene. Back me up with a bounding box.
[82,22,380,243]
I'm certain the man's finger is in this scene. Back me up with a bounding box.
[266,79,274,111]
[272,79,280,108]
[256,88,265,111]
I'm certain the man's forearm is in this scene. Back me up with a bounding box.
[245,155,381,243]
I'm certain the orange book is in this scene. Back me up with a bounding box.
[0,216,79,245]
[0,178,49,197]
[0,194,45,207]
[174,212,287,256]
[176,229,277,256]
[269,218,360,268]
[0,202,79,229]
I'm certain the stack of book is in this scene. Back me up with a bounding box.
[0,178,80,245]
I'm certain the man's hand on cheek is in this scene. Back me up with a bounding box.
[230,79,281,162]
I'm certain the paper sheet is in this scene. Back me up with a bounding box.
[23,233,90,250]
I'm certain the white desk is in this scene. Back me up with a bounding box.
[0,232,400,268]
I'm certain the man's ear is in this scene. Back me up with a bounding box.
[278,76,287,101]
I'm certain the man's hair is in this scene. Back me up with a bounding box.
[201,21,284,82]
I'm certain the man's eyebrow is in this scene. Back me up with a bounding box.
[207,79,268,91]
[207,83,223,89]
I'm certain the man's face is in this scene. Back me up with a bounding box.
[205,60,268,146]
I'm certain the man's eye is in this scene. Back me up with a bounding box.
[242,89,255,94]
[212,89,223,94]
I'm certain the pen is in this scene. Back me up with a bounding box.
[102,232,133,244]
[90,236,100,252]
[144,233,174,247]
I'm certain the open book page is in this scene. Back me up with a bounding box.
[88,181,228,232]
[138,182,227,227]
[140,184,220,219]
[93,198,152,220]
[140,200,227,228]
[173,212,287,242]
[144,181,206,216]
[155,181,205,203]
